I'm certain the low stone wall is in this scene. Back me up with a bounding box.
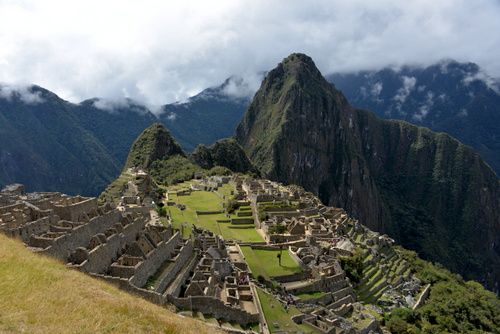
[413,284,431,310]
[89,273,166,306]
[52,197,97,222]
[190,296,259,325]
[68,216,148,274]
[40,210,118,259]
[271,271,310,283]
[230,218,254,225]
[165,254,199,298]
[3,216,53,243]
[288,273,347,295]
[196,210,223,215]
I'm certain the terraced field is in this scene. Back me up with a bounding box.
[166,183,264,243]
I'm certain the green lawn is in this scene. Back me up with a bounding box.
[166,190,264,243]
[240,246,302,279]
[295,291,325,301]
[256,287,316,333]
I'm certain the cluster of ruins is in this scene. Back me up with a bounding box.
[1,173,422,334]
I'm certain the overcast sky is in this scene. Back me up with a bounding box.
[1,0,499,106]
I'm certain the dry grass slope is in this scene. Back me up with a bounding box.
[0,235,223,334]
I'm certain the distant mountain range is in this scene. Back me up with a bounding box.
[0,79,249,196]
[1,58,499,195]
[327,60,500,176]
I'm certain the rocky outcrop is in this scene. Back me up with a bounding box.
[234,53,500,292]
[190,138,257,175]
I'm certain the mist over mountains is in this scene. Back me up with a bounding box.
[327,60,500,176]
[3,58,498,198]
[0,78,249,196]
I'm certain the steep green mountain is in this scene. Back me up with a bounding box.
[327,61,500,176]
[124,123,186,170]
[122,123,255,186]
[234,53,500,292]
[0,85,120,196]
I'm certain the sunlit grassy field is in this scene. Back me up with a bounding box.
[240,246,302,279]
[0,235,223,334]
[166,188,264,243]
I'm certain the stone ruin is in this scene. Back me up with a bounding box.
[1,175,425,333]
[0,184,260,327]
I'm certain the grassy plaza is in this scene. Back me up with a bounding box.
[165,182,264,243]
[240,246,302,280]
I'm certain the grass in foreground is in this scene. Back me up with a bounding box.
[0,235,223,334]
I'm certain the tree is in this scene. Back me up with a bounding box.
[269,225,287,234]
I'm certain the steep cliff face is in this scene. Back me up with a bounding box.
[234,53,388,231]
[190,138,257,175]
[234,53,500,291]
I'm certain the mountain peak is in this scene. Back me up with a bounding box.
[124,123,185,170]
[235,54,500,291]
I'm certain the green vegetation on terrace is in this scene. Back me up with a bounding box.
[166,185,264,243]
[256,287,316,333]
[240,246,302,280]
[295,291,325,301]
[381,248,500,333]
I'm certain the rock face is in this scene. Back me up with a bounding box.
[190,138,257,175]
[234,53,500,291]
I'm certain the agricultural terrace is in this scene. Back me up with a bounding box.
[240,246,302,281]
[256,287,313,333]
[165,182,264,243]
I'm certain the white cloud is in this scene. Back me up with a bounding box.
[166,112,177,121]
[0,84,44,104]
[393,76,417,105]
[413,91,434,122]
[462,70,500,94]
[0,0,499,105]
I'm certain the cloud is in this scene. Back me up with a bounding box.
[462,70,500,94]
[393,76,417,106]
[166,112,178,121]
[0,84,44,104]
[0,0,499,106]
[221,75,263,100]
[413,91,434,122]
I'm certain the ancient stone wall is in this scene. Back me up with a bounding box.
[67,214,147,273]
[190,296,259,325]
[163,253,199,298]
[154,239,194,294]
[39,210,122,261]
[129,232,183,288]
[3,216,53,242]
[52,197,98,221]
